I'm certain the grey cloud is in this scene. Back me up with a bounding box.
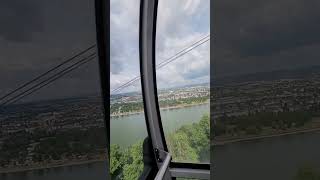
[110,39,124,74]
[110,59,123,74]
[184,67,209,80]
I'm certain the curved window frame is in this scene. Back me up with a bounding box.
[94,0,110,179]
[138,0,210,179]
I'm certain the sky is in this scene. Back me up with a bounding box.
[214,0,320,78]
[110,0,210,93]
[0,0,210,104]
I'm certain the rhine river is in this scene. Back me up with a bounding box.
[111,103,210,147]
[3,103,320,180]
[213,131,320,180]
[0,162,108,180]
[2,104,209,180]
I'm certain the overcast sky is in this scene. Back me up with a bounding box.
[0,0,99,104]
[111,0,210,93]
[214,0,320,78]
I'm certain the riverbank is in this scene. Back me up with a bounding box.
[213,119,320,146]
[0,156,107,174]
[110,101,209,117]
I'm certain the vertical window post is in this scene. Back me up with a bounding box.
[139,0,171,179]
[94,0,110,178]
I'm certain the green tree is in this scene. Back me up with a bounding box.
[110,144,123,177]
[177,114,209,156]
[122,141,144,180]
[167,131,198,162]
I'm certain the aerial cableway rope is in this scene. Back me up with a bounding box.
[111,34,210,93]
[4,55,97,106]
[0,47,97,106]
[0,45,96,103]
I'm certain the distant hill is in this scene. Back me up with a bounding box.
[212,65,320,86]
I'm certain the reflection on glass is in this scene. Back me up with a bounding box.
[110,0,148,179]
[156,0,210,163]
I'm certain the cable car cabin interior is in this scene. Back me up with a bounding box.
[0,0,209,179]
[101,0,210,179]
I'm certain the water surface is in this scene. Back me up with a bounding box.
[213,131,320,180]
[111,103,210,147]
[1,162,108,180]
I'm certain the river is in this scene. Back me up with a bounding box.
[0,162,108,180]
[2,104,209,179]
[110,103,210,147]
[212,131,320,180]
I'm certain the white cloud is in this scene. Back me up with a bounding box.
[183,0,201,15]
[111,0,210,93]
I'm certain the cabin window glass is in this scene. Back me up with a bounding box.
[110,0,148,179]
[155,0,210,163]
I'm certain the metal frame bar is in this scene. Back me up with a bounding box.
[170,162,210,179]
[155,151,172,180]
[94,0,110,153]
[170,168,210,179]
[139,0,168,161]
[94,0,111,179]
[170,162,210,170]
